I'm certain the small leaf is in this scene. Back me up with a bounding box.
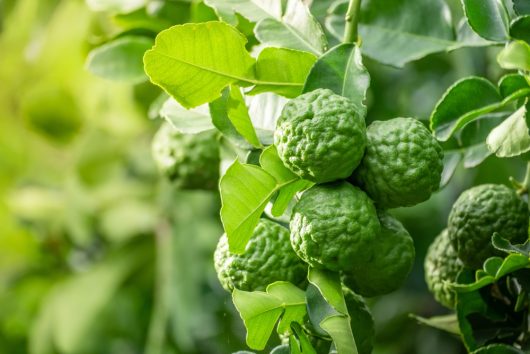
[203,0,283,24]
[303,43,370,116]
[159,98,215,134]
[462,0,510,41]
[497,40,530,71]
[232,282,307,351]
[411,314,460,335]
[246,93,288,132]
[250,47,317,98]
[227,86,262,148]
[144,22,256,108]
[86,36,153,83]
[510,15,530,44]
[440,151,462,188]
[498,74,530,98]
[210,90,250,147]
[492,233,530,256]
[259,145,298,185]
[271,179,313,217]
[486,102,530,158]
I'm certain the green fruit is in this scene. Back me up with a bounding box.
[448,184,529,269]
[214,219,307,292]
[424,229,464,309]
[290,182,380,272]
[151,122,220,190]
[274,88,366,183]
[342,211,415,297]
[353,117,443,209]
[343,287,375,354]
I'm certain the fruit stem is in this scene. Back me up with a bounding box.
[343,0,362,43]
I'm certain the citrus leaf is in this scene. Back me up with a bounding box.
[227,86,262,148]
[203,0,283,24]
[249,47,317,98]
[144,22,256,109]
[86,36,153,83]
[486,102,530,158]
[497,40,530,71]
[510,15,530,44]
[440,151,462,188]
[462,0,510,41]
[492,233,530,256]
[303,43,370,117]
[498,74,530,98]
[159,98,215,134]
[411,314,460,335]
[289,323,317,354]
[271,179,313,217]
[514,0,530,16]
[232,282,307,351]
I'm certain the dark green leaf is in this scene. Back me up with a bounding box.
[303,43,370,116]
[514,0,530,16]
[210,91,250,148]
[498,74,530,98]
[462,0,510,41]
[510,15,530,43]
[492,233,530,256]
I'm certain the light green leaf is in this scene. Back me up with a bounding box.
[86,0,146,13]
[204,0,283,24]
[86,36,153,83]
[497,40,530,71]
[498,74,530,98]
[462,0,510,41]
[271,179,312,217]
[144,22,256,108]
[259,145,298,185]
[486,102,530,157]
[232,282,306,351]
[250,47,317,98]
[220,160,277,253]
[303,43,369,116]
[227,86,262,147]
[159,98,215,134]
[411,314,460,335]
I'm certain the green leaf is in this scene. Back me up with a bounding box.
[203,0,283,24]
[492,233,530,256]
[498,74,530,98]
[514,0,530,16]
[440,151,462,188]
[227,86,262,148]
[410,314,460,335]
[250,47,317,98]
[255,0,327,55]
[220,160,277,253]
[86,36,153,83]
[497,40,530,71]
[303,43,370,117]
[246,93,287,132]
[510,15,530,44]
[159,98,215,134]
[486,102,530,157]
[144,22,256,108]
[271,179,313,217]
[210,90,250,148]
[307,268,357,354]
[86,0,146,13]
[462,0,510,41]
[232,282,307,351]
[288,323,318,354]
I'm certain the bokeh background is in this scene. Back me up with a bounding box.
[0,0,524,353]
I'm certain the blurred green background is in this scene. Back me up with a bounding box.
[0,0,524,353]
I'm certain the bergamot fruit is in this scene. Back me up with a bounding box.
[448,184,529,269]
[152,122,220,190]
[424,229,464,309]
[290,182,380,272]
[342,211,414,297]
[274,88,366,183]
[214,219,307,292]
[353,117,443,209]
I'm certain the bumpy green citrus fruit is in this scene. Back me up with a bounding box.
[424,229,464,309]
[274,88,366,183]
[214,219,307,292]
[290,182,380,272]
[353,117,443,209]
[152,122,220,190]
[342,211,415,297]
[448,184,529,269]
[344,287,375,354]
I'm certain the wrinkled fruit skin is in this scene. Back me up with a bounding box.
[353,117,443,209]
[342,211,415,297]
[424,229,464,309]
[214,219,307,292]
[448,184,529,269]
[274,88,366,183]
[343,287,375,354]
[290,182,380,272]
[152,122,220,190]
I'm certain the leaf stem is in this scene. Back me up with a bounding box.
[343,0,362,43]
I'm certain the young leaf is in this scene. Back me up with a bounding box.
[303,43,370,117]
[86,36,153,83]
[440,151,462,188]
[220,160,278,253]
[144,22,256,108]
[497,40,530,71]
[461,0,510,41]
[510,15,530,44]
[486,102,530,158]
[250,47,317,98]
[227,86,262,148]
[411,314,460,335]
[232,281,307,351]
[271,179,312,217]
[159,98,215,134]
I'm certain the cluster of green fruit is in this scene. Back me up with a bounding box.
[425,184,529,308]
[214,88,444,298]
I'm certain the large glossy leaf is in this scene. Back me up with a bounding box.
[462,0,510,41]
[159,98,215,134]
[303,43,370,116]
[325,0,483,67]
[497,40,530,71]
[486,102,530,158]
[232,282,307,350]
[86,36,153,83]
[144,22,256,108]
[492,232,530,257]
